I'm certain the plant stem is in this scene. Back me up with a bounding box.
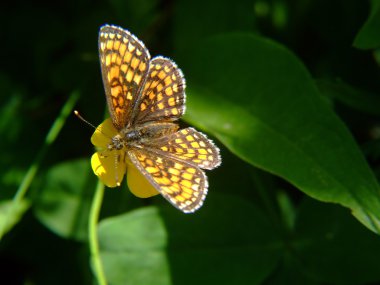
[15,90,80,203]
[0,91,80,240]
[89,181,107,285]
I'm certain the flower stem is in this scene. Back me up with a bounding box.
[89,181,107,285]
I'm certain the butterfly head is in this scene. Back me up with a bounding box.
[108,134,124,151]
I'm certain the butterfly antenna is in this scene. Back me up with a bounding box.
[74,110,112,139]
[74,110,98,129]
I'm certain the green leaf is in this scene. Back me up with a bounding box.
[34,159,94,241]
[181,33,380,234]
[354,0,380,49]
[98,207,170,285]
[98,194,282,285]
[0,199,30,236]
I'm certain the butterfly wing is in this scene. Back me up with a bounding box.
[145,127,221,170]
[99,25,150,129]
[128,149,207,213]
[131,56,186,125]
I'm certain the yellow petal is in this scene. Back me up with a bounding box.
[91,118,118,148]
[127,162,159,198]
[91,151,126,187]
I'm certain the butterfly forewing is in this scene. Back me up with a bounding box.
[132,56,186,125]
[128,149,207,213]
[99,25,150,129]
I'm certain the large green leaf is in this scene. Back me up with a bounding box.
[98,194,281,285]
[180,33,380,233]
[354,0,380,49]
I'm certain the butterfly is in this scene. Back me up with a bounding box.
[97,25,221,213]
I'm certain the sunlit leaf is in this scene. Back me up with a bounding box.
[182,33,380,233]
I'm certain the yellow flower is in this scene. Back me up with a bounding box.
[90,118,159,198]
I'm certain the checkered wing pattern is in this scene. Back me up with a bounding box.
[128,149,207,213]
[99,25,150,129]
[146,128,221,170]
[132,56,186,125]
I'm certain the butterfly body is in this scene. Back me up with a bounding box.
[108,122,179,150]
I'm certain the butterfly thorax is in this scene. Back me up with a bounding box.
[108,122,179,151]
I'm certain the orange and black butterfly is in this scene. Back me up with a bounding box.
[98,25,221,212]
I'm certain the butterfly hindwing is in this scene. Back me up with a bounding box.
[128,149,207,213]
[145,127,221,170]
